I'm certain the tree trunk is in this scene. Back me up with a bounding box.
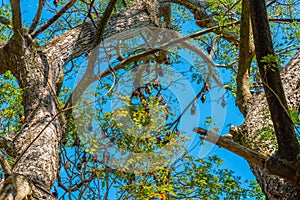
[237,50,300,199]
[0,38,62,199]
[0,0,299,199]
[0,1,156,199]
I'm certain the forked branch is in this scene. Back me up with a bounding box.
[31,0,77,39]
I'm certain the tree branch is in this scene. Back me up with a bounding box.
[193,127,300,189]
[0,137,13,157]
[92,0,118,48]
[163,0,239,44]
[269,18,300,23]
[64,21,239,109]
[31,0,77,39]
[249,0,299,161]
[193,127,267,167]
[64,46,157,109]
[236,0,254,116]
[0,151,12,177]
[9,0,22,38]
[28,0,46,34]
[61,20,241,120]
[42,0,156,69]
[179,41,226,88]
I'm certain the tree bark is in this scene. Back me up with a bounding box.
[236,0,254,115]
[0,36,62,199]
[0,1,157,199]
[237,50,300,199]
[0,0,299,199]
[249,0,299,161]
[240,0,300,198]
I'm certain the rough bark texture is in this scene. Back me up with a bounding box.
[237,50,300,199]
[0,1,157,199]
[0,36,61,199]
[0,0,299,199]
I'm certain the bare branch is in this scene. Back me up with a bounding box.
[64,20,239,110]
[42,1,157,69]
[269,18,300,23]
[92,0,118,48]
[64,47,156,109]
[9,0,22,37]
[164,0,239,44]
[31,0,77,39]
[193,127,266,167]
[179,41,215,67]
[28,0,46,34]
[179,41,227,88]
[193,127,300,189]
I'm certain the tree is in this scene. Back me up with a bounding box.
[0,0,299,199]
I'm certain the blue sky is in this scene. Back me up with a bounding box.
[1,0,258,198]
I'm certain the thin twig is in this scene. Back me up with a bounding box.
[269,18,300,23]
[28,0,46,33]
[31,0,77,39]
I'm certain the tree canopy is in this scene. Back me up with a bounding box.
[0,0,299,199]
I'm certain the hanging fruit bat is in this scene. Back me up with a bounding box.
[200,93,206,103]
[157,66,164,77]
[53,0,59,7]
[221,97,227,108]
[153,78,160,90]
[191,103,196,115]
[203,82,210,92]
[81,153,87,163]
[165,57,171,65]
[93,153,100,162]
[132,88,141,99]
[73,136,81,147]
[145,84,151,94]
